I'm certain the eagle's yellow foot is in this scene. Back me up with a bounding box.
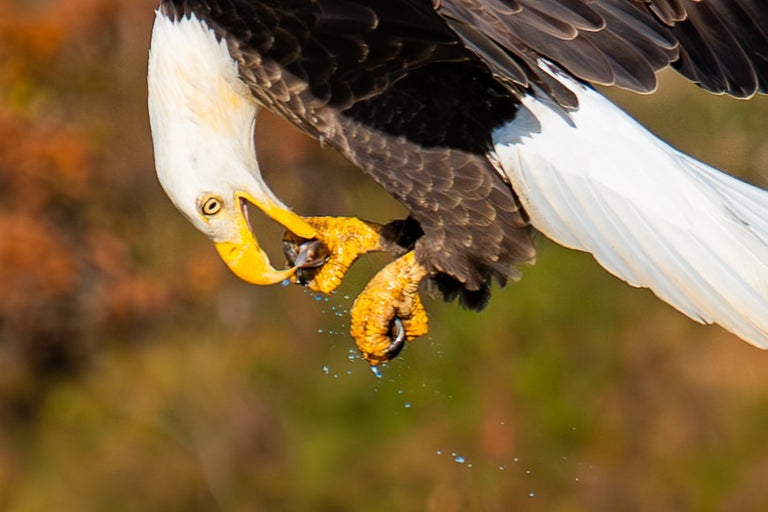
[283,216,385,294]
[350,251,429,365]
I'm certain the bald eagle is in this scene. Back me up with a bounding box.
[148,0,768,365]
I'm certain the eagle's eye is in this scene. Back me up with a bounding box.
[201,195,223,216]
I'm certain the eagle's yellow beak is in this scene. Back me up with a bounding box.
[214,192,318,285]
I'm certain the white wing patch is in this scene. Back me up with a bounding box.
[493,70,768,348]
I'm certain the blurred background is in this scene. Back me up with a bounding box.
[2,1,768,510]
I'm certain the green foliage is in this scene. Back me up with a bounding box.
[2,2,768,510]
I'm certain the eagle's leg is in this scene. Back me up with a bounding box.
[350,251,429,365]
[283,216,386,294]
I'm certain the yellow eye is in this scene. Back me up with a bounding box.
[201,196,223,216]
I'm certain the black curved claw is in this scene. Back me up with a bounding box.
[295,239,330,269]
[282,240,300,267]
[384,317,407,360]
[282,234,329,285]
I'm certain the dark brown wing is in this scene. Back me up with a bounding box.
[157,0,768,301]
[436,0,768,106]
[160,0,535,298]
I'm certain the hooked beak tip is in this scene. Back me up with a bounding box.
[213,197,295,286]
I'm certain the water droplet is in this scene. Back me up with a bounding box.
[454,456,465,464]
[575,477,580,482]
[436,450,443,456]
[322,366,329,375]
[314,295,323,302]
[513,457,519,463]
[370,366,383,379]
[529,492,535,498]
[404,402,412,408]
[317,328,324,334]
[281,279,291,288]
[498,466,505,471]
[347,353,356,361]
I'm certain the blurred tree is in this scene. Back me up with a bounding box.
[0,0,210,469]
[1,2,768,511]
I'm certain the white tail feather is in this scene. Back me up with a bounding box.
[493,72,768,348]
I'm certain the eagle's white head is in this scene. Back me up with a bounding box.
[147,11,316,284]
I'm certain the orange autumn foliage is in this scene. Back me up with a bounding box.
[2,3,768,511]
[0,0,116,66]
[0,0,219,413]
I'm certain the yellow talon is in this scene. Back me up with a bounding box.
[283,216,429,364]
[285,216,386,294]
[350,251,429,365]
